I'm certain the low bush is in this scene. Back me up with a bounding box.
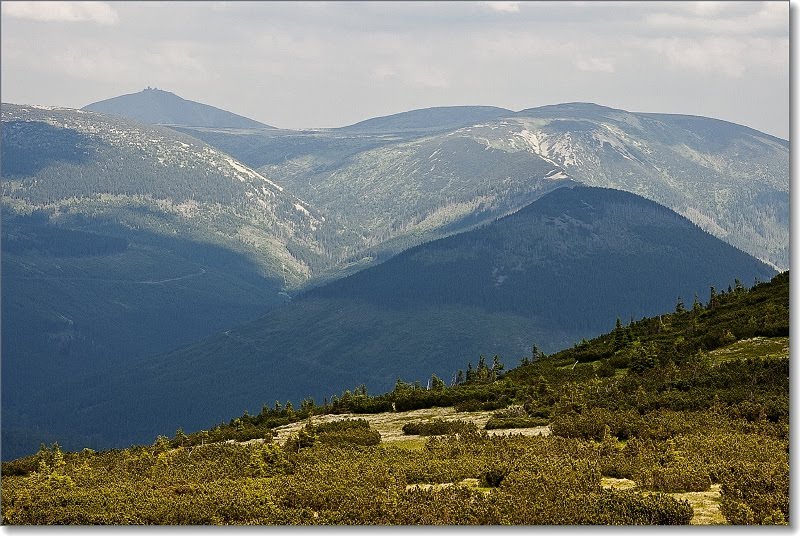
[402,420,476,436]
[484,417,549,430]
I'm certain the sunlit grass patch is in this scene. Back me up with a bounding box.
[601,477,636,491]
[708,337,788,363]
[669,484,724,525]
[405,477,492,494]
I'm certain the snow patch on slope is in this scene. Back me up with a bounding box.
[223,156,285,191]
[515,129,580,167]
[545,169,570,180]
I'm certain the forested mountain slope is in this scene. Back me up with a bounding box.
[1,104,346,281]
[0,104,352,459]
[34,186,775,455]
[1,97,788,461]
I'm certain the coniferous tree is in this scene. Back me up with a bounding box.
[299,397,316,417]
[172,428,187,447]
[466,362,475,382]
[430,374,445,391]
[709,286,718,309]
[613,318,626,350]
[692,293,702,313]
[491,355,504,381]
[476,355,490,381]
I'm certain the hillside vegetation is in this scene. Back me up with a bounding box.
[0,104,355,459]
[31,186,776,455]
[1,271,788,525]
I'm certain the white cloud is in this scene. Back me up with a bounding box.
[368,61,448,89]
[649,38,744,77]
[685,1,727,17]
[147,42,208,76]
[2,1,119,25]
[481,2,521,13]
[52,47,131,80]
[646,36,787,78]
[412,68,449,89]
[370,65,399,80]
[0,1,789,137]
[575,57,615,73]
[645,1,787,35]
[49,40,210,85]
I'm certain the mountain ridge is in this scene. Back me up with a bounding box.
[337,105,514,133]
[258,103,788,271]
[98,91,786,270]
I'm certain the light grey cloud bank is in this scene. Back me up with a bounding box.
[1,1,789,138]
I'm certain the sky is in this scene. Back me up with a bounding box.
[0,1,790,138]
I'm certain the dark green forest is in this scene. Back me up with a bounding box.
[2,271,788,525]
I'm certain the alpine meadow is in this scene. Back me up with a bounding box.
[0,0,790,527]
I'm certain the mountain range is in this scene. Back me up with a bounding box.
[0,90,789,458]
[83,91,789,272]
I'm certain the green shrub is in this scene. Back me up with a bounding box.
[484,417,549,430]
[479,468,507,487]
[401,419,476,436]
[647,464,711,492]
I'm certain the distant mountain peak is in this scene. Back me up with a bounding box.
[141,86,175,95]
[82,89,272,129]
[516,102,627,118]
[339,105,514,133]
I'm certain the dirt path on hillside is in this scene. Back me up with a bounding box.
[269,406,550,444]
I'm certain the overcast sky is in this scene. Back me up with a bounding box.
[1,1,790,138]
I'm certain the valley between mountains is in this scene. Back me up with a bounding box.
[0,87,789,482]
